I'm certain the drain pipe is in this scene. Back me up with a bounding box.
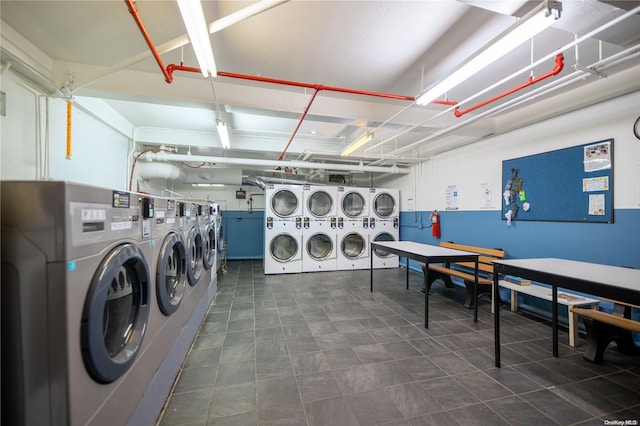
[142,152,410,174]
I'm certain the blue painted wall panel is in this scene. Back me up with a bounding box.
[222,210,264,260]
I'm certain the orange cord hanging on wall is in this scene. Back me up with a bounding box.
[66,99,72,159]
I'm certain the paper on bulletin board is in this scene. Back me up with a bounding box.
[583,141,611,172]
[582,176,609,192]
[588,194,605,215]
[445,185,458,210]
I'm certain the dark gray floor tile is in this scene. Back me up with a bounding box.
[352,343,394,364]
[256,376,300,410]
[173,366,217,394]
[286,336,319,355]
[215,360,255,387]
[255,356,294,380]
[420,376,480,410]
[523,389,593,424]
[382,341,423,360]
[219,341,255,364]
[333,365,382,394]
[346,389,404,425]
[257,404,306,426]
[401,356,447,381]
[447,402,510,426]
[304,396,359,426]
[291,351,331,376]
[483,365,544,394]
[386,382,444,418]
[428,352,478,376]
[183,346,221,369]
[366,360,414,387]
[452,370,513,401]
[209,411,257,426]
[159,389,211,425]
[297,371,342,402]
[209,382,256,419]
[484,395,557,426]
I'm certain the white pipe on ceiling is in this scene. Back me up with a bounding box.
[142,151,410,174]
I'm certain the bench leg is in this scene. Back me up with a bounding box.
[581,318,639,363]
[420,270,453,295]
[462,281,494,309]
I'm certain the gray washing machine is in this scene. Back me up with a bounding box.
[1,181,156,425]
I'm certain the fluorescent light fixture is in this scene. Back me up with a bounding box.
[341,132,373,157]
[216,119,230,149]
[192,183,225,187]
[176,0,217,77]
[416,0,562,106]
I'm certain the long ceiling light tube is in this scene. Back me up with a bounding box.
[176,0,217,77]
[341,132,373,157]
[142,151,410,174]
[371,4,640,155]
[216,120,230,149]
[416,0,562,106]
[77,1,289,89]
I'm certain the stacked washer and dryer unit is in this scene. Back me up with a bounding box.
[264,184,399,274]
[264,183,304,274]
[0,181,217,426]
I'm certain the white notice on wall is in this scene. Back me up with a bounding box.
[480,183,493,208]
[588,194,605,215]
[582,176,609,192]
[445,185,458,210]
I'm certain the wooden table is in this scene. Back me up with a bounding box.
[492,258,640,367]
[370,241,479,328]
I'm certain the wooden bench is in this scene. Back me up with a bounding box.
[420,242,505,309]
[499,280,599,347]
[570,299,640,363]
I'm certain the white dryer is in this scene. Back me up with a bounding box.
[264,184,303,274]
[302,185,337,272]
[1,181,158,425]
[369,188,399,268]
[337,227,370,270]
[337,186,371,231]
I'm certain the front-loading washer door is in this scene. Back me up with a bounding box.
[81,243,150,384]
[342,192,366,218]
[270,233,300,262]
[306,233,334,260]
[271,189,299,217]
[372,193,396,218]
[156,232,186,316]
[203,224,216,270]
[372,232,395,258]
[186,227,203,286]
[341,233,367,259]
[307,190,333,218]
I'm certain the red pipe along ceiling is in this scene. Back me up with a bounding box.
[454,53,565,118]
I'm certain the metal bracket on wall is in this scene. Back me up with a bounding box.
[1,91,6,116]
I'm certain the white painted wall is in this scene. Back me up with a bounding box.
[1,70,131,190]
[385,91,640,212]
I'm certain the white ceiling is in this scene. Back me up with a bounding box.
[2,0,639,184]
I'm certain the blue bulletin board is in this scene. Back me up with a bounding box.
[501,139,613,223]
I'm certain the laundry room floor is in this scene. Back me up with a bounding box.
[157,260,640,426]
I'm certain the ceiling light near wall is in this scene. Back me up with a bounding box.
[176,0,217,77]
[416,0,562,106]
[217,119,231,149]
[341,132,373,157]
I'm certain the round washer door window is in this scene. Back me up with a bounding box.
[156,232,186,316]
[307,190,333,217]
[186,227,203,286]
[342,192,365,218]
[270,234,299,262]
[203,224,216,270]
[373,193,395,218]
[81,243,150,384]
[307,233,333,260]
[373,232,395,258]
[341,233,365,259]
[271,189,298,217]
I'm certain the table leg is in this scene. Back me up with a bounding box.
[552,284,558,357]
[406,257,409,290]
[493,272,500,368]
[424,261,429,329]
[473,257,479,323]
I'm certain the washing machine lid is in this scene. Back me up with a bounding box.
[271,189,299,217]
[341,232,367,259]
[270,233,299,262]
[306,233,334,260]
[341,191,366,218]
[81,243,150,384]
[372,192,396,218]
[373,232,396,258]
[307,190,333,218]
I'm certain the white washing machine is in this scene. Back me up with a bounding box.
[337,227,370,270]
[369,188,400,269]
[264,183,303,274]
[337,186,371,231]
[1,181,159,426]
[302,185,337,272]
